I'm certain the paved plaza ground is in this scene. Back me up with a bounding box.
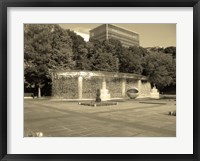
[24,98,176,137]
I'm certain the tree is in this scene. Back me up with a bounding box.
[50,25,75,70]
[90,51,119,72]
[148,46,165,53]
[164,46,176,58]
[119,46,147,74]
[67,30,89,70]
[75,44,92,70]
[24,65,49,98]
[102,39,123,57]
[142,51,175,90]
[88,39,119,72]
[24,24,75,97]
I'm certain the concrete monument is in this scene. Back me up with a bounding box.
[150,84,160,99]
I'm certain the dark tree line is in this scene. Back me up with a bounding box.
[24,24,176,97]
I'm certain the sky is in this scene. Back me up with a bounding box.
[59,24,176,48]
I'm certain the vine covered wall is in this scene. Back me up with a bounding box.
[126,79,138,92]
[82,77,102,98]
[52,77,78,99]
[52,75,151,99]
[106,78,122,98]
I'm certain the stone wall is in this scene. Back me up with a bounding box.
[52,77,78,99]
[139,81,151,97]
[106,78,122,98]
[52,76,151,99]
[82,77,101,98]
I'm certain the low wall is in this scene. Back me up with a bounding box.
[52,77,78,99]
[82,77,102,98]
[52,76,151,99]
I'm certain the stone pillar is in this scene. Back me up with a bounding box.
[102,77,106,89]
[38,87,41,98]
[78,76,83,99]
[122,79,126,97]
[137,79,142,92]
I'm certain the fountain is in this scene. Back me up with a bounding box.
[127,88,139,99]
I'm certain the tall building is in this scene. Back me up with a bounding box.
[89,24,139,47]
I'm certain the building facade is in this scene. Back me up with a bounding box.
[89,24,140,47]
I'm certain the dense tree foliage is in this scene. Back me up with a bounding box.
[24,24,74,97]
[164,46,176,58]
[24,24,176,96]
[88,39,119,72]
[66,30,89,70]
[142,52,175,90]
[119,46,148,74]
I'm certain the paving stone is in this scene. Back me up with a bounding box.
[24,99,176,137]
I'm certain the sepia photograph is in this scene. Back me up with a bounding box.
[24,23,176,137]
